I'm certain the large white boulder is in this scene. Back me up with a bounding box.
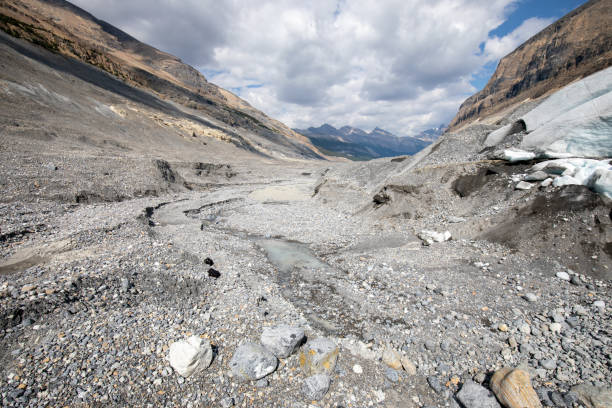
[418,230,451,245]
[168,335,213,377]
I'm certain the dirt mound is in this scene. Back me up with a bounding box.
[480,185,612,279]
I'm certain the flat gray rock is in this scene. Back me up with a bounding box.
[302,374,331,401]
[260,325,305,358]
[456,381,501,408]
[229,342,278,381]
[525,170,549,181]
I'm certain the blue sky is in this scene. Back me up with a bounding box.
[471,0,588,90]
[73,0,589,135]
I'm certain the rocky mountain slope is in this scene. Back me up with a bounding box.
[0,0,322,159]
[449,0,612,131]
[295,124,435,160]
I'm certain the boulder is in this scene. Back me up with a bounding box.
[418,230,451,245]
[168,335,213,377]
[456,381,501,408]
[302,374,331,401]
[299,338,339,376]
[490,367,542,408]
[260,325,305,358]
[229,342,278,381]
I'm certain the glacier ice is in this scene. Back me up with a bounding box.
[527,158,612,199]
[502,148,536,162]
[484,67,612,158]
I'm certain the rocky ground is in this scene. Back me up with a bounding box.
[0,155,610,407]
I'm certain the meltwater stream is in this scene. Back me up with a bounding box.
[257,239,362,336]
[150,194,364,337]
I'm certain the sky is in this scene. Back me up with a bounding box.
[71,0,587,136]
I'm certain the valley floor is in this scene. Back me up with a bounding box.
[0,161,610,407]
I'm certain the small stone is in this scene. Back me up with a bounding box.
[204,257,214,266]
[385,367,399,383]
[515,181,533,190]
[523,293,538,302]
[540,359,556,370]
[549,323,562,334]
[302,374,331,401]
[501,348,512,360]
[120,278,130,293]
[382,348,402,370]
[593,300,605,310]
[498,323,509,332]
[508,337,518,349]
[255,378,269,388]
[574,305,588,316]
[220,396,234,408]
[352,364,363,374]
[490,367,542,408]
[21,284,36,293]
[168,336,213,377]
[570,275,582,286]
[424,340,437,351]
[207,268,221,278]
[401,357,417,375]
[456,380,501,408]
[556,271,570,281]
[427,376,444,394]
[299,338,339,376]
[474,372,487,384]
[519,344,534,355]
[230,342,278,381]
[260,325,305,358]
[519,323,531,335]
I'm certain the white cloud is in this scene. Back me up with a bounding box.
[484,17,555,61]
[70,0,555,135]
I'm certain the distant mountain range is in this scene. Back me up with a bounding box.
[294,124,445,160]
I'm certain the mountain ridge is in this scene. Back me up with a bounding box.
[448,0,612,131]
[0,0,323,159]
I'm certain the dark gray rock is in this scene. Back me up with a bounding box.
[260,325,305,358]
[229,342,278,381]
[456,381,501,408]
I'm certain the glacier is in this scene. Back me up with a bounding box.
[485,66,612,158]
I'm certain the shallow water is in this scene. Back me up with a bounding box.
[257,239,328,275]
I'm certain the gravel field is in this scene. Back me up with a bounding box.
[1,159,610,407]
